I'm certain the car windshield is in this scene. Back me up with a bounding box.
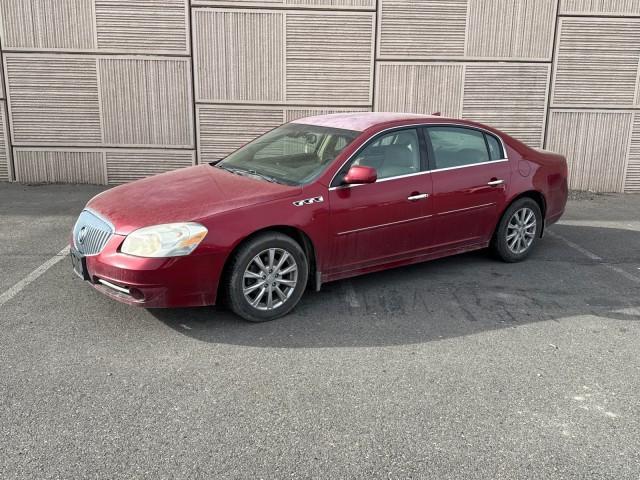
[214,123,360,185]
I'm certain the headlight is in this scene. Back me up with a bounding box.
[121,223,208,258]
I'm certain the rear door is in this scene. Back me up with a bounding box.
[327,127,433,276]
[424,126,511,250]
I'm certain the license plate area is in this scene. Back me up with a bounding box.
[70,248,90,281]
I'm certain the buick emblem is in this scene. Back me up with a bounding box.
[77,226,88,245]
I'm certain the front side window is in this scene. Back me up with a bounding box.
[216,123,359,185]
[426,126,503,170]
[351,129,421,180]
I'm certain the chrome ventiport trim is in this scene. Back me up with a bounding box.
[293,196,324,207]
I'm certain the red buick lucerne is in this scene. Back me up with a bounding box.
[71,112,568,322]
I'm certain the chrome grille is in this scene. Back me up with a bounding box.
[73,210,114,256]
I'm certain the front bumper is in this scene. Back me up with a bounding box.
[72,234,226,308]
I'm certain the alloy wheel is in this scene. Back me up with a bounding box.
[242,248,298,311]
[506,207,537,254]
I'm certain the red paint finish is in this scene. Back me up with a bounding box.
[74,113,568,308]
[343,165,377,185]
[430,160,512,249]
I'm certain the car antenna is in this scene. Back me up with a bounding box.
[431,111,441,116]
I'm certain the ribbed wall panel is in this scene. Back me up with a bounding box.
[560,0,640,15]
[552,18,640,107]
[99,58,192,147]
[95,0,188,53]
[375,63,464,117]
[0,103,10,181]
[378,0,468,59]
[193,9,284,103]
[192,0,375,8]
[546,111,632,193]
[193,0,282,4]
[197,106,284,162]
[286,12,374,104]
[0,0,95,50]
[14,150,106,185]
[106,150,195,184]
[463,64,550,147]
[0,0,638,192]
[284,107,370,122]
[4,55,102,145]
[286,0,375,8]
[625,115,640,192]
[466,0,556,60]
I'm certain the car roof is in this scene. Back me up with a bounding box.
[291,112,440,132]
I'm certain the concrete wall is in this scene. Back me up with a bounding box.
[0,0,638,192]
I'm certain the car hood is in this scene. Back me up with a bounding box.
[87,164,301,234]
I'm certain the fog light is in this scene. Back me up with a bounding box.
[130,288,145,301]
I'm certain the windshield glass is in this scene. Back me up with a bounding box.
[214,123,360,185]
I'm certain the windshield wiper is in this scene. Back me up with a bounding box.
[216,164,283,184]
[243,169,282,184]
[215,164,249,177]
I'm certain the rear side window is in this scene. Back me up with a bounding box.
[425,126,503,169]
[485,133,504,160]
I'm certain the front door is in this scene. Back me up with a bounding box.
[327,128,433,276]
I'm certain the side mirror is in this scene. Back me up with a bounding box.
[343,165,377,185]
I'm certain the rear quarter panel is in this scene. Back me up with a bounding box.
[529,149,568,224]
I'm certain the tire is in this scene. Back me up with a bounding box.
[224,232,309,322]
[491,197,542,263]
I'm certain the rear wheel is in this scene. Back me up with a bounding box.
[491,197,542,262]
[225,232,308,322]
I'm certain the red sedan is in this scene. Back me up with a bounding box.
[70,113,568,322]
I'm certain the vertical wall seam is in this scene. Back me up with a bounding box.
[371,0,379,110]
[622,111,635,190]
[543,0,561,149]
[463,0,471,57]
[187,0,199,164]
[282,11,287,102]
[0,37,15,181]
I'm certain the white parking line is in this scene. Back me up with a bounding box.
[547,230,640,284]
[557,219,640,232]
[0,246,70,308]
[546,230,601,261]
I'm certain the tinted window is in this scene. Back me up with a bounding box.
[485,133,504,160]
[352,129,421,180]
[426,127,490,170]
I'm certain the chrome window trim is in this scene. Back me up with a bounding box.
[328,122,509,191]
[429,158,509,173]
[329,170,431,190]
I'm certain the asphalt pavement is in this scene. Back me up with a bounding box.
[1,183,639,479]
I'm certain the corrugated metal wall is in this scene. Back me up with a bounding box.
[0,0,638,191]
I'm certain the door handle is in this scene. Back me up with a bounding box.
[487,179,504,186]
[407,193,429,201]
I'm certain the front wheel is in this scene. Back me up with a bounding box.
[491,198,542,262]
[225,232,309,322]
